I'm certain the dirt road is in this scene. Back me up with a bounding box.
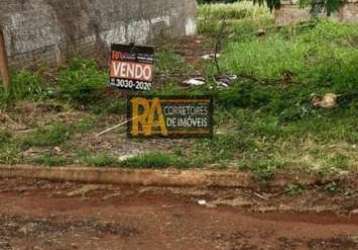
[0,177,357,250]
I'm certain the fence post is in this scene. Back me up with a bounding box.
[0,28,10,91]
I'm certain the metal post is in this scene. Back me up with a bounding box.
[0,28,10,91]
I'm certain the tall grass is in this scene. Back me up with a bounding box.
[220,21,358,93]
[198,1,271,20]
[58,58,107,105]
[196,5,358,174]
[198,1,273,35]
[0,70,44,107]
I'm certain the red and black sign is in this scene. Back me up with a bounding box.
[110,44,154,91]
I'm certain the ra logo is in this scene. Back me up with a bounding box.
[130,97,168,136]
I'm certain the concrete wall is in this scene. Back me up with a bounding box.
[339,1,358,22]
[0,0,197,68]
[274,1,358,25]
[274,3,311,26]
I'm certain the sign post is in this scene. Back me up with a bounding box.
[0,28,10,91]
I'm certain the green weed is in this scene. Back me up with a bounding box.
[198,2,272,36]
[193,133,251,165]
[58,58,107,105]
[80,153,119,167]
[0,130,12,145]
[199,2,270,20]
[241,158,285,181]
[156,51,193,75]
[0,143,21,165]
[0,70,44,107]
[220,20,358,92]
[33,154,70,167]
[89,99,127,115]
[0,131,21,164]
[22,124,72,148]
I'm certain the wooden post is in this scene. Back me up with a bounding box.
[0,28,10,91]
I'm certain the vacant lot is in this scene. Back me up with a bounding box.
[0,2,357,182]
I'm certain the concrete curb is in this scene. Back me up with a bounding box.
[0,165,341,188]
[0,165,257,188]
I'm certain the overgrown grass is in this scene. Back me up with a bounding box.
[198,1,272,36]
[58,58,107,105]
[193,4,358,177]
[0,130,21,165]
[199,1,270,20]
[22,118,95,148]
[0,70,44,107]
[0,2,357,180]
[221,21,358,92]
[79,152,119,167]
[156,51,193,75]
[89,99,127,115]
[33,154,70,167]
[22,123,72,148]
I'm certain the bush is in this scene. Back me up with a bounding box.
[58,58,107,105]
[0,70,44,106]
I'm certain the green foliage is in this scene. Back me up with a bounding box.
[321,153,350,173]
[90,99,127,115]
[22,124,72,147]
[10,71,44,99]
[33,154,69,166]
[199,1,270,20]
[0,143,21,165]
[220,21,358,98]
[156,51,190,74]
[198,2,272,35]
[241,158,285,181]
[80,152,119,167]
[193,133,251,164]
[0,130,21,165]
[222,34,307,79]
[58,58,107,105]
[0,70,44,106]
[0,130,11,144]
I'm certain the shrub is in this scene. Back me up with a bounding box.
[0,70,44,106]
[58,58,107,105]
